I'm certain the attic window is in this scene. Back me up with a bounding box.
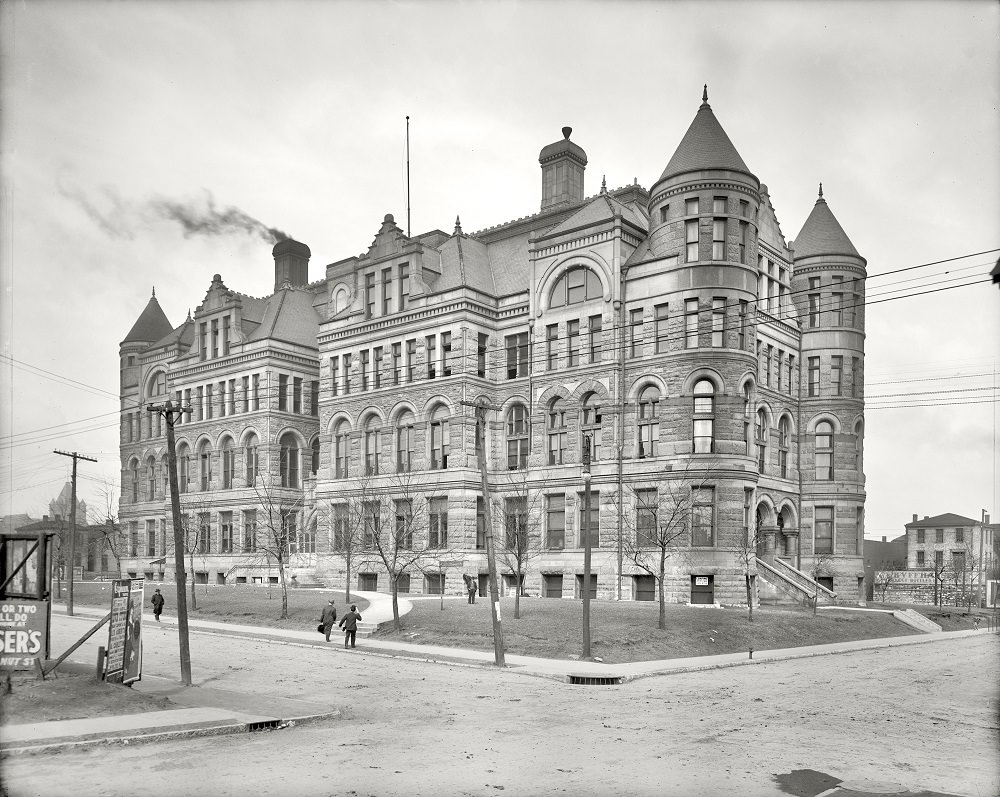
[550,267,601,309]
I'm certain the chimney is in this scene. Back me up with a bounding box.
[912,514,918,523]
[43,515,49,522]
[538,127,587,210]
[273,239,311,292]
[882,536,887,542]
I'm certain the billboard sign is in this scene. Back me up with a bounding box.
[0,599,48,670]
[105,577,144,684]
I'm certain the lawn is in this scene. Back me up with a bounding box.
[65,581,366,632]
[373,597,919,663]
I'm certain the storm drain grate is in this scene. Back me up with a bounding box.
[568,675,623,686]
[246,719,283,732]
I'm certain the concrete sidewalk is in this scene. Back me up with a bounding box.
[3,595,994,755]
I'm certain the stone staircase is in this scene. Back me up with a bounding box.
[756,557,838,607]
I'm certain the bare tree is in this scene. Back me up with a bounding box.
[609,460,711,630]
[325,498,366,604]
[733,521,764,621]
[88,478,126,578]
[873,564,901,604]
[251,480,305,620]
[945,539,982,611]
[807,555,837,615]
[355,469,435,631]
[493,470,544,620]
[928,552,948,607]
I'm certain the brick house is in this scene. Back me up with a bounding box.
[119,89,867,605]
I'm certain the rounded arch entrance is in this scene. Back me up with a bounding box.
[754,498,800,564]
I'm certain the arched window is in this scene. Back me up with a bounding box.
[815,421,834,481]
[778,417,791,478]
[334,421,352,479]
[198,440,213,491]
[146,456,156,501]
[279,432,300,488]
[396,411,415,472]
[161,454,169,496]
[693,380,715,454]
[129,459,139,502]
[429,407,450,470]
[364,417,381,476]
[549,267,602,308]
[854,419,864,472]
[244,433,259,488]
[147,371,167,399]
[311,437,320,476]
[743,383,752,455]
[546,398,566,465]
[581,393,602,462]
[637,386,660,459]
[755,408,768,471]
[506,404,529,470]
[177,444,191,494]
[221,438,235,489]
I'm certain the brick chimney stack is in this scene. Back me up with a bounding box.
[912,514,918,523]
[273,239,311,292]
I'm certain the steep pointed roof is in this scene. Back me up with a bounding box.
[658,87,753,183]
[123,291,173,344]
[792,185,862,260]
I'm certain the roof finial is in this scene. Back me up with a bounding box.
[702,84,709,104]
[562,126,572,140]
[454,215,463,235]
[186,308,192,321]
[151,286,156,298]
[600,175,607,194]
[818,182,824,199]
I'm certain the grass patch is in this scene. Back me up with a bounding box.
[66,582,367,632]
[374,598,918,663]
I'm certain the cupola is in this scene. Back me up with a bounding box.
[539,127,587,210]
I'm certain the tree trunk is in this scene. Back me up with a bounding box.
[344,552,352,604]
[514,562,522,620]
[745,572,754,622]
[657,552,666,631]
[391,576,401,631]
[277,558,288,619]
[188,551,197,611]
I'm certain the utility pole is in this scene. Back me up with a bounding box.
[148,399,193,686]
[53,450,97,616]
[581,435,593,659]
[462,399,505,667]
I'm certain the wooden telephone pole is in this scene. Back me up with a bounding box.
[462,399,505,667]
[147,400,193,686]
[53,449,97,616]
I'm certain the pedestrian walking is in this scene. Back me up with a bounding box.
[468,579,478,604]
[339,604,363,649]
[320,598,338,642]
[151,588,164,622]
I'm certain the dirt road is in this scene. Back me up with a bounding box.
[3,619,997,797]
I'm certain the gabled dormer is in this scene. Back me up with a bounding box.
[189,274,244,362]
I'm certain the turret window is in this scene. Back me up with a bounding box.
[712,219,726,260]
[815,421,834,481]
[692,380,715,454]
[686,220,699,262]
[685,298,699,349]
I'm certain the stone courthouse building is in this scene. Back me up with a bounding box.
[118,89,867,605]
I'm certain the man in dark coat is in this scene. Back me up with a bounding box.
[151,588,165,622]
[320,599,338,642]
[338,604,363,649]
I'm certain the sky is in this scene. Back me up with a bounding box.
[1,0,997,539]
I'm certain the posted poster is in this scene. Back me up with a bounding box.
[0,599,48,670]
[105,577,143,684]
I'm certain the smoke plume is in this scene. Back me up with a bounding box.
[148,191,289,244]
[59,181,290,244]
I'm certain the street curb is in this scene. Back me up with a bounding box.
[0,710,342,757]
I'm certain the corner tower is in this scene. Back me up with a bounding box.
[791,185,867,592]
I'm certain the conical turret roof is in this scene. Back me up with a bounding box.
[657,87,753,183]
[122,291,173,344]
[792,186,861,260]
